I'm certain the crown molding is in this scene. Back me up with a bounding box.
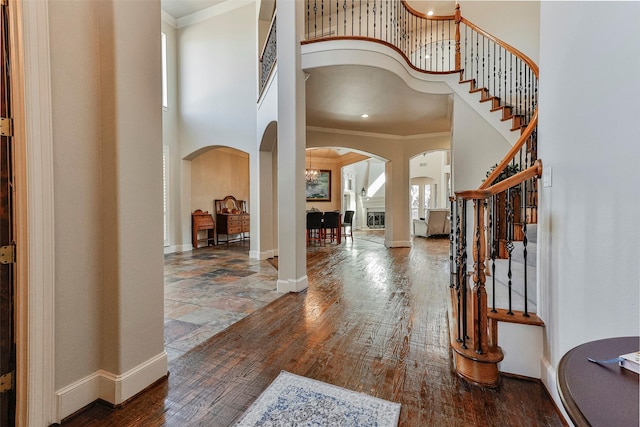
[161,10,177,28]
[306,125,450,141]
[176,0,255,29]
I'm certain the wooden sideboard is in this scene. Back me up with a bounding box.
[215,195,249,245]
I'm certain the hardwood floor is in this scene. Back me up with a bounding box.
[62,232,564,426]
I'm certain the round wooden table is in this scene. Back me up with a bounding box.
[557,336,639,427]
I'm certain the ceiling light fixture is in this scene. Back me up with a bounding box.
[427,10,434,16]
[361,114,369,118]
[305,149,320,185]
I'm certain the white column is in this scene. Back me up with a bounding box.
[276,0,307,292]
[385,159,412,247]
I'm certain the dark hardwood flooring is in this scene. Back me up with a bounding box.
[62,231,564,426]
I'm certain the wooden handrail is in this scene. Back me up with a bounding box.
[459,16,539,78]
[259,10,277,63]
[456,160,542,200]
[480,109,538,189]
[400,0,454,20]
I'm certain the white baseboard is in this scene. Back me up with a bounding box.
[277,275,308,293]
[385,240,412,248]
[164,244,193,254]
[250,249,275,260]
[541,355,573,426]
[55,352,168,422]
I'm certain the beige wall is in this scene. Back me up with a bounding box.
[49,0,103,386]
[48,0,165,408]
[191,148,250,215]
[305,156,342,212]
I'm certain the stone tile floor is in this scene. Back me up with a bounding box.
[163,240,283,361]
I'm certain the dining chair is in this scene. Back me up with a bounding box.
[342,210,354,241]
[322,211,341,244]
[306,211,324,246]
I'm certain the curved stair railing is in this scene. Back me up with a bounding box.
[298,0,541,386]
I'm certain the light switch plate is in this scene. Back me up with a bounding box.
[543,166,552,187]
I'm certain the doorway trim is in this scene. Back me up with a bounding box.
[11,0,56,425]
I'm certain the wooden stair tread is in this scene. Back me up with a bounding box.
[488,308,544,326]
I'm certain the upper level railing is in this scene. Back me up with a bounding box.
[302,1,538,133]
[259,11,277,97]
[303,0,457,73]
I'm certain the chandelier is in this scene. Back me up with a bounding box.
[305,149,319,184]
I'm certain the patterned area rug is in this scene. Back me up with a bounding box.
[235,371,401,426]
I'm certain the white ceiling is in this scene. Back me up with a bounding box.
[161,0,226,19]
[306,65,451,136]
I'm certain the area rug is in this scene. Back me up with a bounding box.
[235,371,401,426]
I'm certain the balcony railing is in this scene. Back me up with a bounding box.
[259,11,277,97]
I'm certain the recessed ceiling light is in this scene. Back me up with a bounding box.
[427,10,434,16]
[361,114,369,118]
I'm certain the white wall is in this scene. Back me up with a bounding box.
[410,150,448,209]
[458,1,540,64]
[178,3,258,158]
[538,0,640,411]
[452,93,512,192]
[175,2,258,252]
[162,18,183,251]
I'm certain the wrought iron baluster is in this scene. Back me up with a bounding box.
[475,199,483,354]
[385,0,388,42]
[509,54,513,115]
[352,0,354,36]
[490,195,497,313]
[450,198,456,289]
[461,200,468,348]
[372,0,376,38]
[366,0,369,37]
[455,201,462,343]
[506,188,514,316]
[314,0,318,39]
[307,0,310,40]
[498,46,502,102]
[359,0,361,35]
[328,0,331,35]
[321,0,324,37]
[342,0,347,36]
[481,35,485,90]
[440,20,445,71]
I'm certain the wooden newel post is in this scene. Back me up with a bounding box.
[454,3,461,71]
[472,198,488,354]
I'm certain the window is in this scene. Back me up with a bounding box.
[163,146,169,247]
[423,184,431,216]
[161,32,168,108]
[410,185,419,219]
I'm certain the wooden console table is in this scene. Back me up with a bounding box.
[191,209,215,249]
[557,336,639,427]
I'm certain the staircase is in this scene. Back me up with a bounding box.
[451,14,542,382]
[299,0,543,386]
